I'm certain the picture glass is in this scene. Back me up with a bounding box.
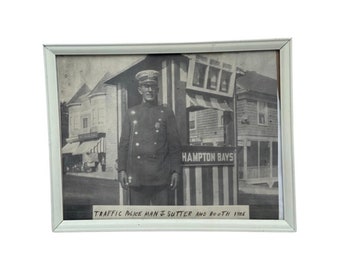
[56,50,282,221]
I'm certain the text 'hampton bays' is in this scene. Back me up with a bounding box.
[181,152,234,163]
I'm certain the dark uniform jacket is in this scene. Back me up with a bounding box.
[118,102,182,186]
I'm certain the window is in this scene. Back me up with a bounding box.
[217,110,224,127]
[188,109,225,146]
[258,101,268,125]
[272,141,278,177]
[247,141,259,166]
[244,140,277,179]
[272,141,278,166]
[69,111,81,132]
[260,141,270,178]
[207,67,219,90]
[82,117,88,129]
[189,111,196,130]
[98,108,105,124]
[220,70,231,92]
[187,56,234,97]
[193,63,207,87]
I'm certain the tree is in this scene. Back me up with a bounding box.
[60,101,69,146]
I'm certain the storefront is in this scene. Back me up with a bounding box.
[61,133,106,173]
[105,54,244,205]
[61,72,121,176]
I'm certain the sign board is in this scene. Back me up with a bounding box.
[78,132,104,142]
[93,205,249,219]
[181,145,235,166]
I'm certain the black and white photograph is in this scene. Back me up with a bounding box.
[52,46,287,223]
[6,0,340,269]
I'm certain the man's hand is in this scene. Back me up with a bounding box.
[169,172,179,190]
[118,171,129,190]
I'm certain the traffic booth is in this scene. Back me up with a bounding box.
[105,54,244,205]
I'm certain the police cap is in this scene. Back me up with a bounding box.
[135,70,159,85]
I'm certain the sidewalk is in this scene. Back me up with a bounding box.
[67,170,117,180]
[66,172,278,195]
[239,180,278,195]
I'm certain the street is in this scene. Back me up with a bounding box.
[63,174,279,220]
[63,174,120,220]
[238,180,279,219]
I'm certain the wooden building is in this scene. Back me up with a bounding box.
[236,71,278,188]
[105,54,244,205]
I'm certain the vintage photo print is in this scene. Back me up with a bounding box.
[56,50,282,221]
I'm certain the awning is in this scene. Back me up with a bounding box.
[90,137,105,153]
[186,92,233,112]
[73,138,105,155]
[61,142,80,154]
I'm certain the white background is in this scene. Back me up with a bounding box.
[1,0,339,269]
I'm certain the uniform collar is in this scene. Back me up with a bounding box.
[141,100,158,108]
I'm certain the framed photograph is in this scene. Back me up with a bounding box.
[44,39,296,232]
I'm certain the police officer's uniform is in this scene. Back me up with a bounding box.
[117,70,181,205]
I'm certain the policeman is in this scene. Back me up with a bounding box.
[117,70,182,205]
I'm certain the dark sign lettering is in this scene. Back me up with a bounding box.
[181,146,235,166]
[78,132,105,142]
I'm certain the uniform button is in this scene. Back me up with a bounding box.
[137,156,141,159]
[154,142,157,145]
[135,142,140,146]
[134,131,138,135]
[156,130,159,133]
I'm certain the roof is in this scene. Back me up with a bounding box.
[105,55,185,85]
[105,56,147,85]
[89,72,114,96]
[236,71,278,96]
[67,83,91,105]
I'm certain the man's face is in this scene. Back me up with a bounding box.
[138,84,159,103]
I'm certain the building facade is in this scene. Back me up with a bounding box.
[61,72,119,179]
[236,71,278,187]
[186,70,279,188]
